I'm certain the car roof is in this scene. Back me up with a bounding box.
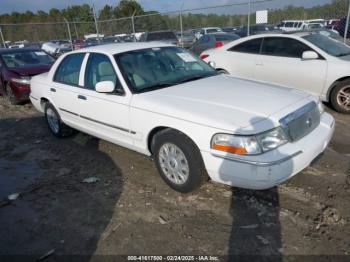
[0,48,42,54]
[69,42,174,55]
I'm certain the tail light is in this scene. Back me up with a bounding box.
[200,54,209,60]
[214,41,224,48]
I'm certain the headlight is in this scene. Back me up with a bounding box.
[11,77,31,85]
[211,127,288,155]
[256,127,288,152]
[211,133,262,155]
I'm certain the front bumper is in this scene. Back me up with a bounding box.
[201,112,335,190]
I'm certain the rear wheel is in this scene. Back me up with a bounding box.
[217,69,229,75]
[153,129,207,193]
[330,80,350,114]
[5,83,20,105]
[44,102,74,138]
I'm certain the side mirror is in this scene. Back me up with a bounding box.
[302,51,319,60]
[95,81,115,93]
[208,61,216,68]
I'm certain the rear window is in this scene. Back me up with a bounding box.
[1,50,55,68]
[147,32,177,41]
[215,34,240,41]
[54,53,85,86]
[229,38,262,54]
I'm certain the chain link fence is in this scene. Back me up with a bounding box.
[0,0,350,46]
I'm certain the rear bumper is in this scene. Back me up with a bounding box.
[201,112,335,190]
[11,82,30,101]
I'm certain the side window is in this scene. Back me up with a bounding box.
[84,53,121,91]
[54,53,85,86]
[261,37,312,58]
[229,38,262,54]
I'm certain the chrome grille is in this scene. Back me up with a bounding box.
[279,102,320,142]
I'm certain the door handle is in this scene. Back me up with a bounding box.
[78,95,87,100]
[50,88,56,92]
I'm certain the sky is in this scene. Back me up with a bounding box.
[0,0,332,15]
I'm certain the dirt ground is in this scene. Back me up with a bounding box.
[0,96,349,261]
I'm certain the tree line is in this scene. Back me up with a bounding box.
[0,0,347,42]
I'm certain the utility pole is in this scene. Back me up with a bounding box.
[247,0,251,36]
[180,0,185,48]
[64,18,73,50]
[92,3,100,43]
[344,0,350,43]
[131,10,136,42]
[0,27,6,48]
[73,19,79,39]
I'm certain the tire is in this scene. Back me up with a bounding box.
[44,102,74,138]
[5,83,20,105]
[152,129,207,193]
[330,80,350,114]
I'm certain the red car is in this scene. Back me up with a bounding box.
[0,48,55,104]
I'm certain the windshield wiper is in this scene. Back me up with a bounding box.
[138,73,217,93]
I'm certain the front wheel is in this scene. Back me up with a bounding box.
[330,80,350,114]
[153,129,207,193]
[44,102,74,138]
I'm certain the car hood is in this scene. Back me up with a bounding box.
[9,65,52,77]
[131,75,314,133]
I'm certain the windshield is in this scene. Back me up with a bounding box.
[115,47,217,93]
[303,34,350,57]
[1,50,55,68]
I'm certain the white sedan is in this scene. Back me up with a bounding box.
[201,32,350,114]
[30,43,335,192]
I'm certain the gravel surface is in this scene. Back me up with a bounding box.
[0,97,349,260]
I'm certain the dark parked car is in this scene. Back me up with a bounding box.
[0,48,55,104]
[140,31,178,45]
[190,33,240,56]
[222,27,238,33]
[176,32,196,48]
[235,24,271,37]
[333,18,350,37]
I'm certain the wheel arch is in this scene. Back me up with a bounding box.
[147,126,201,156]
[327,76,350,101]
[40,97,50,111]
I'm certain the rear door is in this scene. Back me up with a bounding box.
[223,37,262,80]
[50,52,86,127]
[254,37,327,96]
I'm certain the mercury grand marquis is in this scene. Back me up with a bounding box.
[29,42,335,193]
